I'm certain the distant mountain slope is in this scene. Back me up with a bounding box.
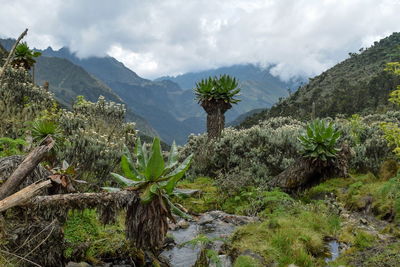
[35,56,122,106]
[240,32,400,128]
[157,64,301,122]
[34,57,157,137]
[0,38,14,51]
[0,39,157,137]
[41,47,199,144]
[39,48,299,144]
[42,47,145,85]
[157,64,294,91]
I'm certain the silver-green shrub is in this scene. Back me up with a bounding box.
[58,96,136,183]
[0,67,54,138]
[183,114,396,193]
[182,117,304,193]
[334,113,398,173]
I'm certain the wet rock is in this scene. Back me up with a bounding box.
[169,223,178,231]
[341,213,350,219]
[177,219,190,229]
[198,214,214,225]
[339,242,350,251]
[204,210,259,225]
[162,211,258,267]
[163,235,176,249]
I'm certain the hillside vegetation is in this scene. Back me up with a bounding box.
[2,33,400,267]
[241,32,400,128]
[0,39,157,137]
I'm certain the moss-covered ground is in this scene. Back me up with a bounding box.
[61,173,400,266]
[63,209,144,265]
[175,173,400,266]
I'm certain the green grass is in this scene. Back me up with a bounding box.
[176,178,295,216]
[353,231,375,249]
[175,177,221,213]
[233,255,262,267]
[303,173,400,223]
[230,202,340,267]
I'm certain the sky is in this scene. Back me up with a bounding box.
[0,0,399,80]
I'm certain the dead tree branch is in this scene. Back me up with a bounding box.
[0,28,28,81]
[0,180,52,212]
[0,135,54,200]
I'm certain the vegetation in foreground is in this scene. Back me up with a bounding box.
[1,34,400,267]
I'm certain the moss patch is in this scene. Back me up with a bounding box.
[175,177,221,213]
[233,255,262,267]
[63,209,143,264]
[230,202,340,267]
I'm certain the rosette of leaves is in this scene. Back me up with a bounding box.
[31,120,62,143]
[194,74,241,139]
[12,42,41,70]
[194,75,241,104]
[109,137,193,216]
[298,119,341,161]
[106,137,193,249]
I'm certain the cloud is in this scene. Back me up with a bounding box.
[0,0,400,79]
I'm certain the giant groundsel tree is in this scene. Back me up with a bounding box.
[194,75,240,139]
[11,42,41,70]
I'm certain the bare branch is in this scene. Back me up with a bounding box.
[0,135,54,200]
[0,28,28,81]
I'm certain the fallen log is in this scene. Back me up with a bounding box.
[268,143,351,191]
[26,190,138,210]
[0,136,54,200]
[0,180,51,212]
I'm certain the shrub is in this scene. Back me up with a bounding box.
[335,113,397,173]
[183,114,394,190]
[0,67,54,138]
[378,159,399,180]
[182,117,304,191]
[57,96,136,183]
[0,137,26,157]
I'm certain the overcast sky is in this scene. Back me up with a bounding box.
[0,0,399,80]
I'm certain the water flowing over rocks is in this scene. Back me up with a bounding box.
[161,210,259,267]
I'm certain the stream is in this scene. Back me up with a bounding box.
[325,240,340,263]
[160,210,258,267]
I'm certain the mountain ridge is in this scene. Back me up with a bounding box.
[239,32,400,128]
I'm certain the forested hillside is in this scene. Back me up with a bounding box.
[240,32,400,128]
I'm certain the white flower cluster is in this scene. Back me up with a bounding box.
[57,96,136,182]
